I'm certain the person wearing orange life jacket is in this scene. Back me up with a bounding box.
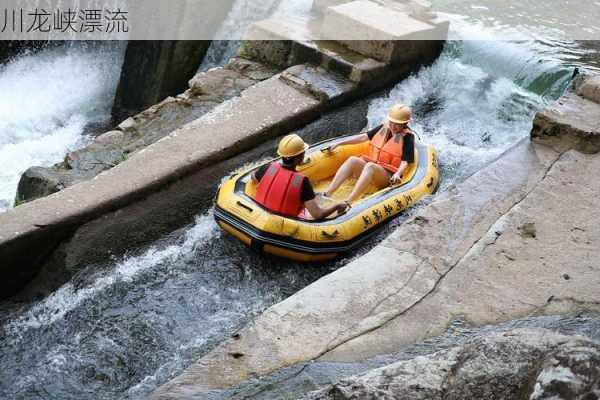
[252,134,347,220]
[323,104,416,204]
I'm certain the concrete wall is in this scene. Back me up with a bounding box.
[112,40,211,121]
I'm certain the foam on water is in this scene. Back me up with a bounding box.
[0,43,125,211]
[7,212,217,338]
[367,38,572,189]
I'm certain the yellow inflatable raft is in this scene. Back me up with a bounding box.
[215,133,439,262]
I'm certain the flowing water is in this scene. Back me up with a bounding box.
[199,0,313,71]
[0,42,125,211]
[1,2,599,399]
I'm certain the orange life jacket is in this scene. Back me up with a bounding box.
[362,128,413,173]
[255,163,304,217]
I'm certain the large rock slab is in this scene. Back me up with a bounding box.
[321,149,600,362]
[305,329,600,400]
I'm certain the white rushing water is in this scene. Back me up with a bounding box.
[0,43,125,211]
[368,31,574,190]
[199,0,312,70]
[7,212,217,338]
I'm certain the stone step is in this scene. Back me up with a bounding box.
[241,19,400,85]
[532,82,600,154]
[314,0,438,24]
[321,0,447,64]
[240,19,442,85]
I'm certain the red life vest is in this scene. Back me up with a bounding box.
[255,163,305,217]
[361,128,412,173]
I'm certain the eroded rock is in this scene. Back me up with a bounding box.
[575,74,600,104]
[188,68,256,98]
[532,74,600,154]
[305,330,600,400]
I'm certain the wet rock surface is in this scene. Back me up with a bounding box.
[15,166,68,204]
[306,328,600,400]
[575,73,600,104]
[164,314,600,400]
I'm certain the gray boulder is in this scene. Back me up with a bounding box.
[15,166,67,204]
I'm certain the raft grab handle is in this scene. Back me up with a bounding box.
[236,201,254,213]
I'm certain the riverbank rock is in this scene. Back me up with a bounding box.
[304,329,600,400]
[15,166,68,204]
[532,73,600,154]
[575,74,600,104]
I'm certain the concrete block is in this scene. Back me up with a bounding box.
[320,0,443,64]
[406,0,435,21]
[290,40,389,84]
[279,64,356,103]
[239,19,390,85]
[239,19,303,68]
[112,40,211,121]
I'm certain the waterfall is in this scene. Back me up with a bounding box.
[0,42,126,211]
